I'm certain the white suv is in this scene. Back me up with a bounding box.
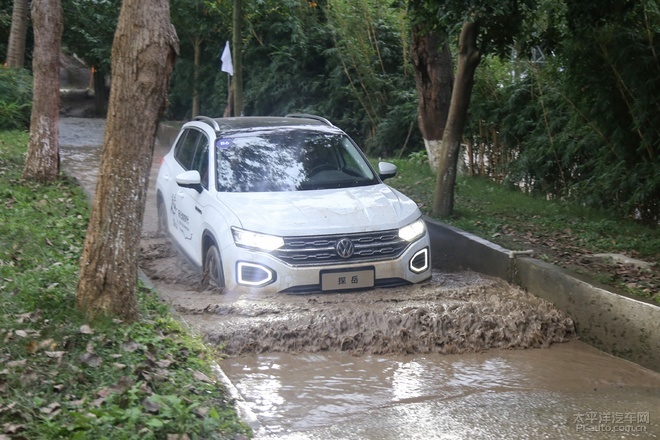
[155,114,431,293]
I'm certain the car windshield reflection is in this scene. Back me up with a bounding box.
[215,129,378,192]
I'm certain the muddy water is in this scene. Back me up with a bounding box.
[59,118,660,439]
[222,342,660,439]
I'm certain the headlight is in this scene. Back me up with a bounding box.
[398,218,426,242]
[232,227,284,251]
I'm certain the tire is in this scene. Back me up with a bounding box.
[157,198,169,237]
[202,243,225,290]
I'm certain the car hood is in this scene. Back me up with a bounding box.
[217,184,421,236]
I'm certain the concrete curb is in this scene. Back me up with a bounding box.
[425,216,660,373]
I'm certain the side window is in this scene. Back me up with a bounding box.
[191,136,210,189]
[174,129,202,170]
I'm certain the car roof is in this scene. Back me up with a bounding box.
[191,114,339,135]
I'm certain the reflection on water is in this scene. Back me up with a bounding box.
[221,341,660,439]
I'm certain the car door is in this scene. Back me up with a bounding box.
[163,128,200,258]
[168,127,211,264]
[176,132,213,266]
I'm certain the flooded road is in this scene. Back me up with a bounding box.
[223,342,660,439]
[59,117,660,439]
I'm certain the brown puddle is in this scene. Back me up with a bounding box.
[221,341,660,439]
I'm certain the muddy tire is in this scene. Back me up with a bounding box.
[157,199,169,237]
[202,243,225,290]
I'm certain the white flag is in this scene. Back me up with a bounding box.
[221,41,233,76]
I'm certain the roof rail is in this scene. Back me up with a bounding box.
[194,115,220,131]
[285,113,333,126]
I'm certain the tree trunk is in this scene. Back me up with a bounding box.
[432,21,481,217]
[77,0,178,322]
[23,0,63,183]
[192,35,201,117]
[92,68,109,116]
[5,0,29,67]
[232,0,243,116]
[411,25,453,171]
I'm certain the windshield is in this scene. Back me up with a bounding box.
[215,129,379,192]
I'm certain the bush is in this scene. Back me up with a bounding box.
[0,66,32,129]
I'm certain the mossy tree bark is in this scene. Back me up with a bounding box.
[77,0,179,322]
[23,0,63,183]
[432,21,480,217]
[411,25,453,172]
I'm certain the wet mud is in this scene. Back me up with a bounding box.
[138,235,576,357]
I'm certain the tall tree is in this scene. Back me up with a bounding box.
[77,0,178,321]
[432,21,480,215]
[5,0,29,67]
[409,0,533,216]
[22,0,63,183]
[232,0,243,115]
[409,4,454,170]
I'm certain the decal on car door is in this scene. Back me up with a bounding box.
[170,193,193,240]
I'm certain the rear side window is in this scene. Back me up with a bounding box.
[174,129,202,170]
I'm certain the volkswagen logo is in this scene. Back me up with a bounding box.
[336,238,355,258]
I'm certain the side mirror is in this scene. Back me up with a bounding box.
[378,161,397,180]
[176,170,202,193]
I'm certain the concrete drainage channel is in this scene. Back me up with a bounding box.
[427,219,660,373]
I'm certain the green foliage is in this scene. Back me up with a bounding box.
[0,66,32,129]
[61,0,120,73]
[0,131,250,439]
[0,0,11,59]
[463,0,660,224]
[325,0,420,154]
[559,0,660,223]
[408,0,536,55]
[405,149,429,167]
[237,1,341,124]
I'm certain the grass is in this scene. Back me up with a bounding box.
[377,155,660,303]
[0,130,251,439]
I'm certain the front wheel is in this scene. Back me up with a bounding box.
[202,243,225,291]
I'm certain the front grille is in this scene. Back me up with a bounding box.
[271,230,409,266]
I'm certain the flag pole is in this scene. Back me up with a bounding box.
[220,40,234,116]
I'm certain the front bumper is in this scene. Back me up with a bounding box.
[221,234,431,294]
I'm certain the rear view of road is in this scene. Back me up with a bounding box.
[59,117,660,439]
